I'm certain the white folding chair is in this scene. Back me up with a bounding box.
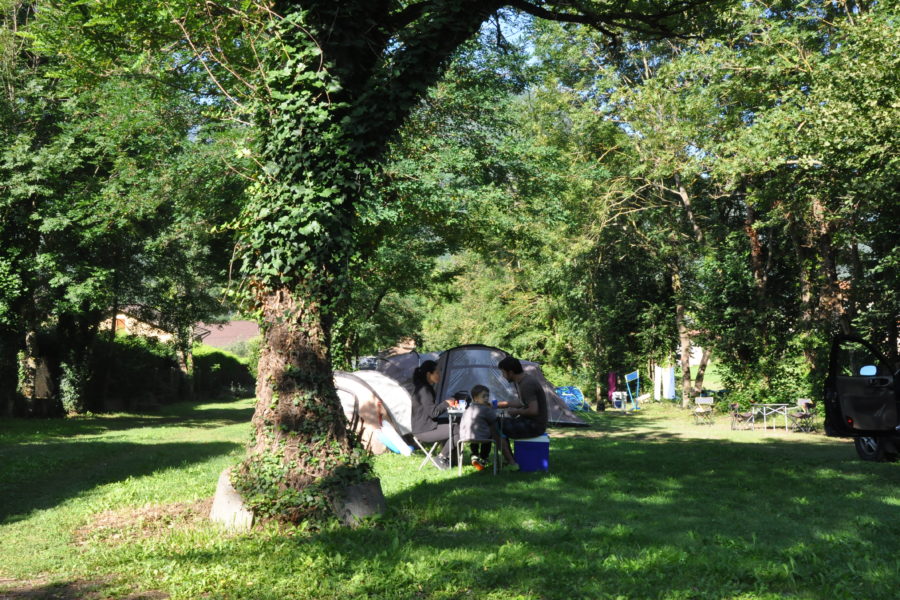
[693,397,715,425]
[410,435,443,470]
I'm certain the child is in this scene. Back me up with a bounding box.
[459,385,499,471]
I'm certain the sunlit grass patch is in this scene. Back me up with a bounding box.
[2,399,898,599]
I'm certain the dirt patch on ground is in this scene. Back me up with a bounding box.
[0,578,167,599]
[73,498,212,548]
[1,500,213,599]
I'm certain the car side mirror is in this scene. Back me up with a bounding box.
[859,365,877,376]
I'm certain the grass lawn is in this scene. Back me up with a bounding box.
[1,399,898,599]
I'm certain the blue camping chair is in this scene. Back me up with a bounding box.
[624,371,641,411]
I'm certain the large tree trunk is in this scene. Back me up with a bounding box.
[234,288,364,522]
[228,1,500,523]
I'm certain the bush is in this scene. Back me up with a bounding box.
[88,335,185,411]
[192,344,255,399]
[222,335,262,379]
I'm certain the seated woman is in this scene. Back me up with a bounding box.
[409,360,458,470]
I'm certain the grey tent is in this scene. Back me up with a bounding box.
[335,345,586,457]
[434,344,587,427]
[375,350,439,396]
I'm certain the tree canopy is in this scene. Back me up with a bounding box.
[4,0,896,525]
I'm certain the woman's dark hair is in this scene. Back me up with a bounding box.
[498,356,523,374]
[412,360,438,390]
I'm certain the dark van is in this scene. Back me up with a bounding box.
[824,335,900,461]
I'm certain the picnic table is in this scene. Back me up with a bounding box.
[751,403,791,431]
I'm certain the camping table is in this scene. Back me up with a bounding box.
[751,403,791,431]
[446,405,465,457]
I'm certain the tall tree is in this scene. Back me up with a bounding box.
[2,1,246,415]
[35,0,725,521]
[227,1,724,521]
[523,0,899,405]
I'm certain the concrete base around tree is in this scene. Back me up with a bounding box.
[209,468,254,532]
[330,478,387,527]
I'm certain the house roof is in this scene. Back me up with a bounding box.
[196,320,260,348]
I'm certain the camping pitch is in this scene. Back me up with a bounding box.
[434,344,587,428]
[334,345,586,456]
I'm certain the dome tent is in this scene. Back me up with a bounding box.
[334,346,587,457]
[434,344,587,428]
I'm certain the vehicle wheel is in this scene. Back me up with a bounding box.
[854,436,898,462]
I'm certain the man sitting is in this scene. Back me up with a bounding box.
[496,356,547,471]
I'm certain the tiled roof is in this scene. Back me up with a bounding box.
[196,320,260,348]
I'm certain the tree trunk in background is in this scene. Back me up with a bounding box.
[594,370,606,411]
[20,329,38,407]
[57,309,101,414]
[675,174,703,244]
[677,304,692,408]
[887,317,899,368]
[173,327,195,401]
[789,198,843,373]
[788,217,818,369]
[672,267,693,408]
[0,330,21,416]
[692,347,711,395]
[744,203,768,305]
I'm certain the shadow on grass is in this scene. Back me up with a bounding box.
[0,578,167,599]
[0,401,255,444]
[362,435,894,598]
[0,430,243,525]
[6,403,893,598]
[0,439,240,524]
[133,420,897,599]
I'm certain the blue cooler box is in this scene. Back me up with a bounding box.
[514,434,550,472]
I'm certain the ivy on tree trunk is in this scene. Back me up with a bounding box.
[222,0,726,522]
[232,1,501,521]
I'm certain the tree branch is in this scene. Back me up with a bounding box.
[388,1,432,31]
[506,0,718,39]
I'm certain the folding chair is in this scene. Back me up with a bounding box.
[624,371,642,411]
[730,403,755,430]
[456,438,499,476]
[789,398,816,432]
[693,397,715,425]
[408,434,443,470]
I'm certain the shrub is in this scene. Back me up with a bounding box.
[88,335,185,411]
[192,344,254,399]
[222,335,262,379]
